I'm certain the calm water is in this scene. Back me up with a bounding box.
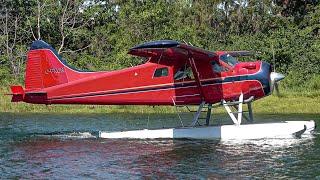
[0,112,319,179]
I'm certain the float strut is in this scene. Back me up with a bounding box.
[238,93,243,125]
[205,104,212,126]
[247,102,253,123]
[223,93,244,125]
[191,101,205,127]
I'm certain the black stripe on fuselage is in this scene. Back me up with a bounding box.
[50,83,195,101]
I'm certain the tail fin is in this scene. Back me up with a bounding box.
[10,86,24,102]
[25,40,71,90]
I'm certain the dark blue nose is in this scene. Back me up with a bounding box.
[257,61,272,95]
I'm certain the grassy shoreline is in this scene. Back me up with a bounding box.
[1,87,320,114]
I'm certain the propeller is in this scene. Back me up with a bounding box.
[270,72,285,95]
[270,43,285,96]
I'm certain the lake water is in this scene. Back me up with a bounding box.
[0,112,319,179]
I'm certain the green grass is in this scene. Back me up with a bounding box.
[1,87,320,114]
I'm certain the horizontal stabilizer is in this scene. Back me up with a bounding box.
[9,86,24,102]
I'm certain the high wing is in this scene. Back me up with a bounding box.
[128,40,216,59]
[128,40,180,57]
[128,40,257,58]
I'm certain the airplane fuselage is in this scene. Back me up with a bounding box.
[11,40,274,106]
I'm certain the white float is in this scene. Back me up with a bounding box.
[99,120,315,140]
[100,94,316,140]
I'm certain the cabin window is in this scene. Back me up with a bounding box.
[154,67,168,77]
[174,66,194,80]
[212,61,228,73]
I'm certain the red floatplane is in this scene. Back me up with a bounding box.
[9,40,315,139]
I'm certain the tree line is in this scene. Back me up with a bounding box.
[0,0,319,90]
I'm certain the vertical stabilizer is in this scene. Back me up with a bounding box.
[25,40,69,90]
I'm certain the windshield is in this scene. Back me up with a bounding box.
[220,54,238,67]
[211,61,228,73]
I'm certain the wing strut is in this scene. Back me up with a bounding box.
[187,51,206,102]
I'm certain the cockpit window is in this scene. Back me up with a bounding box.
[220,54,238,67]
[212,61,228,73]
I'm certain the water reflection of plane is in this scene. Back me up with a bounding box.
[11,133,316,178]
